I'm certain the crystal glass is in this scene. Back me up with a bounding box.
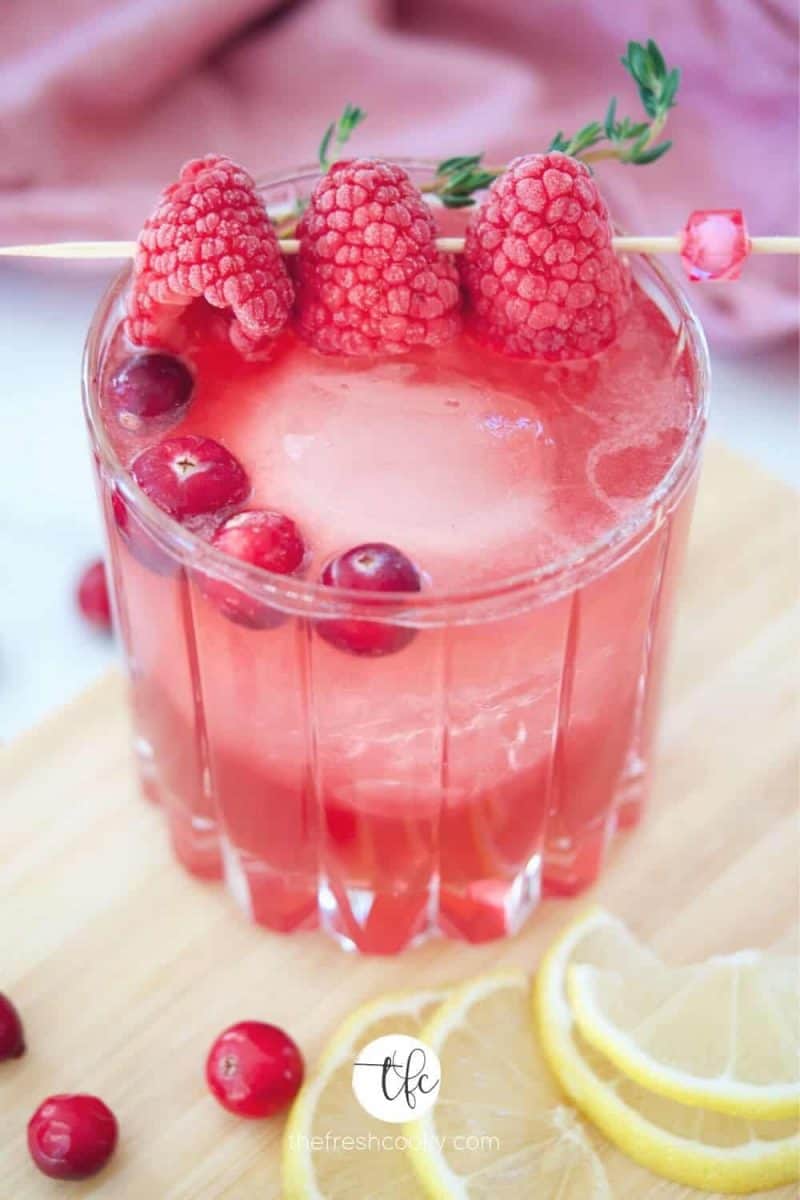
[82,162,709,953]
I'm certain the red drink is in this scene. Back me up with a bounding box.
[84,165,708,953]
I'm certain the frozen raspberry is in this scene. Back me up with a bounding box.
[461,152,631,361]
[201,510,306,629]
[77,559,112,632]
[317,543,422,656]
[127,155,294,355]
[295,159,461,356]
[680,209,750,281]
[131,436,250,522]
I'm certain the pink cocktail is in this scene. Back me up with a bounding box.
[83,163,708,953]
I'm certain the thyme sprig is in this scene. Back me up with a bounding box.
[287,39,679,235]
[318,103,367,171]
[432,38,679,206]
[431,156,500,209]
[549,40,679,165]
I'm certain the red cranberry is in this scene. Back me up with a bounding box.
[132,436,250,522]
[111,487,177,577]
[107,352,193,425]
[206,1021,304,1118]
[0,993,25,1060]
[27,1095,118,1181]
[317,543,422,656]
[76,559,112,632]
[201,510,306,629]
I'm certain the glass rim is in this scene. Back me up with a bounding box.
[82,160,710,624]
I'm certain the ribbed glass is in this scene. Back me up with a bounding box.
[82,163,709,953]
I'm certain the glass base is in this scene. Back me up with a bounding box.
[134,734,221,879]
[542,824,611,896]
[439,855,541,943]
[133,729,658,948]
[222,842,318,932]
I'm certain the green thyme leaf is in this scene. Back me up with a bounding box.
[433,153,498,204]
[662,67,681,109]
[548,131,571,153]
[647,38,666,77]
[317,122,335,171]
[567,121,604,155]
[440,193,479,208]
[625,120,651,139]
[436,155,482,176]
[631,139,673,165]
[604,97,618,139]
[319,103,367,170]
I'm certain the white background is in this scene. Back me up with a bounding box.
[1,265,797,741]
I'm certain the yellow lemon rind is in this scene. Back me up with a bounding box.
[406,968,529,1200]
[282,987,448,1200]
[567,960,800,1122]
[535,911,800,1195]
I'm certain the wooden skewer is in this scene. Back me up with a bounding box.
[0,235,798,260]
[0,241,140,260]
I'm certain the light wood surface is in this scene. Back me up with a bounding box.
[1,442,798,1199]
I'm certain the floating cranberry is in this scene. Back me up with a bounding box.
[111,486,175,576]
[132,436,249,522]
[201,510,306,629]
[115,437,250,575]
[107,352,193,426]
[0,993,25,1060]
[316,542,422,656]
[27,1095,118,1181]
[76,559,112,632]
[206,1021,304,1118]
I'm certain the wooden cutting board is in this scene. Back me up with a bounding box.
[1,441,798,1199]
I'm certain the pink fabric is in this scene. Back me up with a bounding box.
[0,0,797,348]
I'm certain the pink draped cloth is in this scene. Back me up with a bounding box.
[0,0,797,348]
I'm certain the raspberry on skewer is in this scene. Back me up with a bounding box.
[127,155,294,355]
[461,152,632,362]
[294,159,461,356]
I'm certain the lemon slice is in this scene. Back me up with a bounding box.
[282,988,445,1199]
[568,942,799,1120]
[408,968,610,1198]
[535,909,800,1194]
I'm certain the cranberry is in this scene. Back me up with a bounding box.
[206,1021,304,1118]
[132,436,250,522]
[201,510,306,629]
[27,1095,118,1181]
[76,559,112,632]
[0,993,25,1060]
[112,487,177,577]
[107,352,193,426]
[317,543,422,656]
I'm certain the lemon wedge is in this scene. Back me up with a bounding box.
[534,909,800,1194]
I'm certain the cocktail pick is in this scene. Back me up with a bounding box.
[0,214,798,281]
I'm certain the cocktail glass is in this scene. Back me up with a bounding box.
[82,162,709,953]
